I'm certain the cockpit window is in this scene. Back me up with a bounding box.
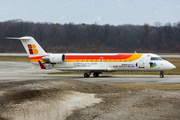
[151,57,163,60]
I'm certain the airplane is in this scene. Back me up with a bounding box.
[7,36,176,78]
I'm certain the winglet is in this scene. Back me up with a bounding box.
[38,60,47,69]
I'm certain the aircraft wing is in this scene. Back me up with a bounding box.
[38,60,113,72]
[55,67,110,72]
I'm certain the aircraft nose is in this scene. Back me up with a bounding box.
[168,62,176,69]
[165,61,176,70]
[171,64,176,69]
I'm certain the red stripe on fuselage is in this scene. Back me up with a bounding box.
[66,54,133,59]
[28,54,134,61]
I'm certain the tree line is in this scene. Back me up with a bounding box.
[0,20,180,53]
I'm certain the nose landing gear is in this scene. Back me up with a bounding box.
[160,71,164,78]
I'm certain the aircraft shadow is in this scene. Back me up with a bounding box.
[63,75,160,79]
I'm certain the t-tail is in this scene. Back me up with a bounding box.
[7,36,48,63]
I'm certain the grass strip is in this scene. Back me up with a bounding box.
[0,56,29,61]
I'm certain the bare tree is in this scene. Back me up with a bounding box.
[136,23,150,47]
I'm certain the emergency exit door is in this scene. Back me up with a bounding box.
[139,58,145,68]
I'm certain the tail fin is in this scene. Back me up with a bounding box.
[7,36,48,62]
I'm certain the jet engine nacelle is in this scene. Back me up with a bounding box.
[42,54,65,63]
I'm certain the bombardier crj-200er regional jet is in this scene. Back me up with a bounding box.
[7,36,176,78]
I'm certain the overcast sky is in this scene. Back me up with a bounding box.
[0,0,180,25]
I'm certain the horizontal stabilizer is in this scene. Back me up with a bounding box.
[6,37,33,40]
[6,37,21,40]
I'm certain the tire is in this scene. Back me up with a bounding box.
[84,73,90,78]
[160,71,164,78]
[93,72,99,77]
[160,74,164,78]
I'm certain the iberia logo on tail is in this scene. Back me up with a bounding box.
[28,44,38,54]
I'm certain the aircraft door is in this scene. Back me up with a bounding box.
[99,57,103,64]
[139,58,145,68]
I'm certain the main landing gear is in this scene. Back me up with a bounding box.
[84,72,102,78]
[160,71,164,78]
[84,73,91,78]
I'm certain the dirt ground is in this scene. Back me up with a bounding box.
[0,79,180,120]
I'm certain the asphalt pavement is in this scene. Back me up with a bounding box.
[0,61,180,84]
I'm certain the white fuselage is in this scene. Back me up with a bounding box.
[40,53,175,72]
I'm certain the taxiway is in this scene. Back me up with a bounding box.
[0,61,180,84]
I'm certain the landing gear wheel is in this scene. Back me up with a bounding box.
[160,71,164,78]
[160,74,164,78]
[93,72,100,77]
[84,73,90,78]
